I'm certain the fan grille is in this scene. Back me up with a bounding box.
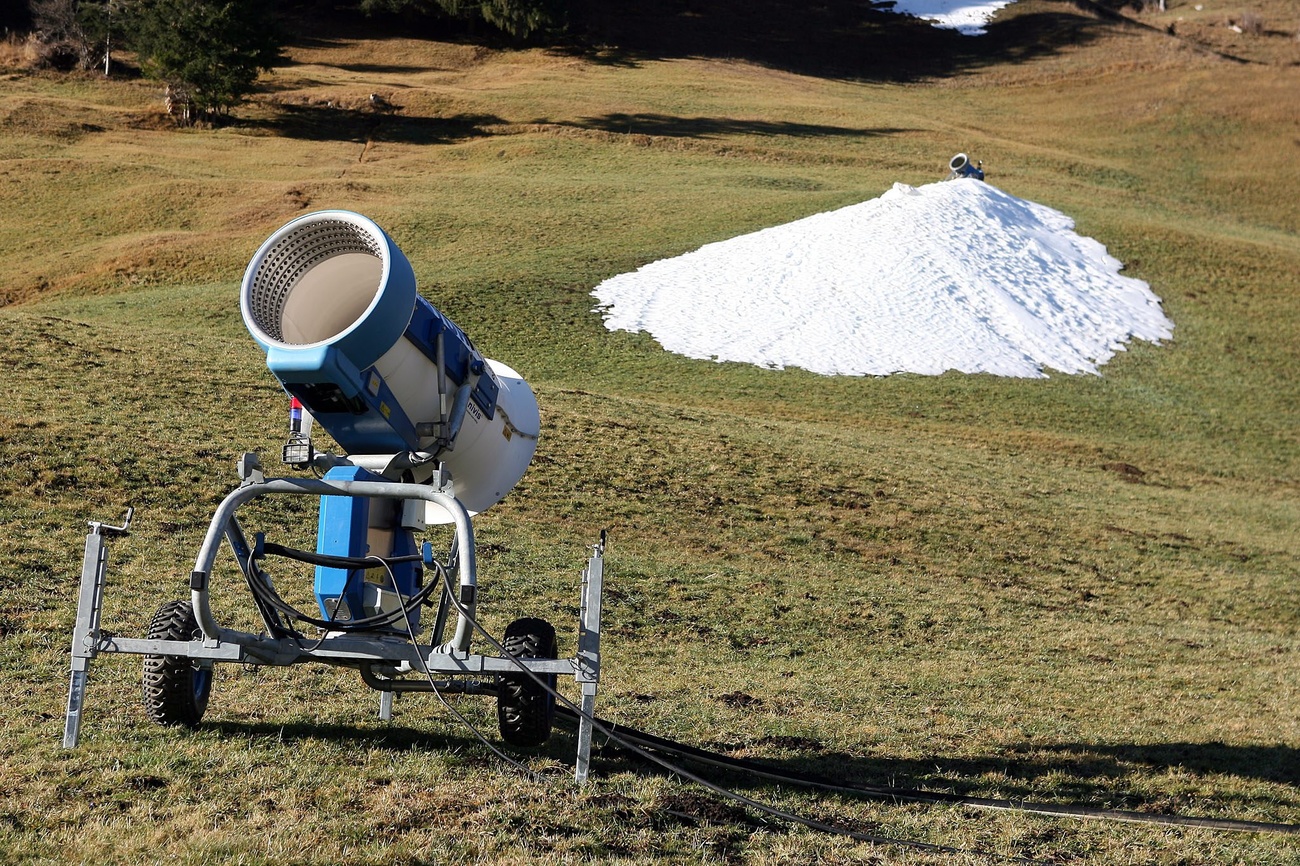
[246,219,384,343]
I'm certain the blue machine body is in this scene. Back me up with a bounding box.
[235,210,540,636]
[314,464,423,629]
[266,299,501,456]
[240,210,500,457]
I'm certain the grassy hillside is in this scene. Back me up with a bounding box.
[1,1,1298,863]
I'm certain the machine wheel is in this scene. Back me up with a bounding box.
[142,600,212,728]
[496,617,557,747]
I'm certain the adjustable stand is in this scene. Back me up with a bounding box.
[63,464,604,783]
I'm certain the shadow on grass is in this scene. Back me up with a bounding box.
[333,62,447,74]
[279,0,1139,85]
[1028,740,1300,787]
[563,0,1130,82]
[539,112,913,140]
[629,736,1300,809]
[241,104,504,144]
[207,713,1297,804]
[245,103,906,146]
[192,716,1295,840]
[206,716,581,765]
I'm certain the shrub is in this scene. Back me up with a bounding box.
[30,0,97,70]
[0,33,49,70]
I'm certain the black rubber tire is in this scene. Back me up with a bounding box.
[142,600,212,727]
[496,617,557,747]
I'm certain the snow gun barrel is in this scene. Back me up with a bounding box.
[947,152,984,181]
[239,210,539,515]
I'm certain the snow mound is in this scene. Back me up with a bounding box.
[591,180,1173,379]
[881,0,1019,35]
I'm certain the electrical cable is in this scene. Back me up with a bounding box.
[261,541,424,570]
[377,555,539,780]
[425,544,1298,848]
[287,567,357,653]
[548,706,1300,836]
[246,541,441,632]
[246,527,1298,850]
[429,557,1030,863]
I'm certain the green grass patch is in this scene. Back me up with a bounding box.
[1,7,1298,863]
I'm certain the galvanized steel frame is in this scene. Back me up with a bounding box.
[63,473,603,782]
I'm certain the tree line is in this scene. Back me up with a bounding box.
[19,0,573,123]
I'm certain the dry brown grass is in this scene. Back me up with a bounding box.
[1139,0,1300,61]
[0,33,48,70]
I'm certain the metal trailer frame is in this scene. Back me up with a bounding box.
[63,456,604,783]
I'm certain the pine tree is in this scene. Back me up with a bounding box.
[127,0,283,123]
[474,0,566,40]
[359,0,567,41]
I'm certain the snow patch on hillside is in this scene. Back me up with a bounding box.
[592,180,1173,379]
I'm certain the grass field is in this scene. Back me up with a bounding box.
[1,0,1298,862]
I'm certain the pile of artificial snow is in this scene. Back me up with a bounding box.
[591,180,1173,379]
[882,0,1019,35]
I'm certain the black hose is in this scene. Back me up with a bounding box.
[551,706,1300,836]
[433,566,1032,863]
[260,541,424,570]
[246,535,1300,844]
[245,549,444,632]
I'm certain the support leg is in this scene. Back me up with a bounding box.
[575,685,597,784]
[63,511,132,748]
[63,531,110,748]
[63,668,90,749]
[574,536,604,783]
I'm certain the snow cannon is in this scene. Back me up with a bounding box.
[240,210,539,516]
[947,153,985,181]
[64,210,606,782]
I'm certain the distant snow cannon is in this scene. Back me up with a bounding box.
[65,210,606,781]
[240,210,539,516]
[947,153,985,181]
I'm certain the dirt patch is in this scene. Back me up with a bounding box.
[1102,461,1146,481]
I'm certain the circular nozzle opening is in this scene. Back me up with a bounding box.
[244,216,387,346]
[950,153,969,171]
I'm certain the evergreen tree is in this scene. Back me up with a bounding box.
[359,0,566,41]
[473,0,566,40]
[127,0,283,123]
[75,0,128,76]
